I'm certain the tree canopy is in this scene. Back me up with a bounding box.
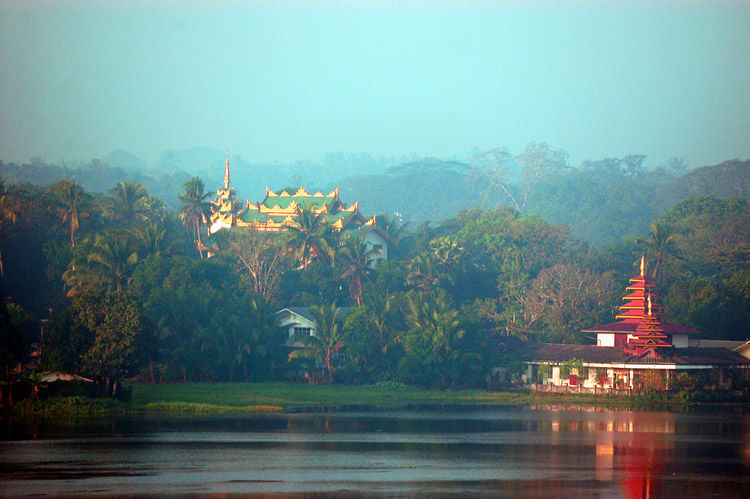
[2,156,749,392]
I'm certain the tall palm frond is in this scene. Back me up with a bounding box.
[50,178,91,248]
[106,180,149,225]
[288,302,343,382]
[338,235,381,306]
[636,221,682,283]
[284,204,334,268]
[63,230,138,296]
[178,177,212,259]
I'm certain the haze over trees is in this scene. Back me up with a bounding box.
[1,148,749,392]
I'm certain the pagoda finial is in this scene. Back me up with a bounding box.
[223,153,230,189]
[640,255,645,277]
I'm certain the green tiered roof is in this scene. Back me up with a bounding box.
[207,159,390,242]
[232,186,390,242]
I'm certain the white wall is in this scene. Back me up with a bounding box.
[552,366,560,385]
[671,333,689,348]
[598,333,615,347]
[363,231,388,266]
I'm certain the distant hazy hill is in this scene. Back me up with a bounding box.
[337,157,750,247]
[0,159,148,193]
[338,158,481,224]
[152,147,401,203]
[101,150,146,171]
[659,159,750,208]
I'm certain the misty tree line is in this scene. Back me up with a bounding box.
[1,156,749,390]
[5,149,750,251]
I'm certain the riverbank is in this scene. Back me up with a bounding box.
[10,381,656,416]
[132,381,577,409]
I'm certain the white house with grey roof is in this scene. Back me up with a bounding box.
[276,307,351,347]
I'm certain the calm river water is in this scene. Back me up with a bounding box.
[2,404,750,498]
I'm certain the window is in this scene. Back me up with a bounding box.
[294,327,312,336]
[373,244,383,251]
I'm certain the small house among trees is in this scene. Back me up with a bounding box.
[277,305,351,383]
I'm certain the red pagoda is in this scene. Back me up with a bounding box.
[622,294,673,359]
[511,259,750,391]
[615,257,665,323]
[583,256,700,348]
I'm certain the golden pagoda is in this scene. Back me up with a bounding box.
[208,156,243,235]
[206,159,395,262]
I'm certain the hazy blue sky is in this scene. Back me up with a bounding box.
[1,1,748,169]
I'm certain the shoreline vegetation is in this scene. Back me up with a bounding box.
[10,381,750,417]
[3,175,749,420]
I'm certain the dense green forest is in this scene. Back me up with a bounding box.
[1,152,749,392]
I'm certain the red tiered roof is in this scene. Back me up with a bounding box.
[623,306,673,358]
[616,308,666,321]
[615,262,666,322]
[621,259,674,358]
[582,256,702,350]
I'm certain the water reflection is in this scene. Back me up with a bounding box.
[2,405,750,497]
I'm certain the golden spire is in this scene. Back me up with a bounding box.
[640,255,645,277]
[223,154,230,189]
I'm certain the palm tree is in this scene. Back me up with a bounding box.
[502,231,527,275]
[63,230,138,295]
[284,204,334,269]
[636,221,681,283]
[240,294,282,380]
[429,236,464,285]
[50,178,91,248]
[178,177,212,259]
[88,231,139,292]
[338,235,382,306]
[131,221,173,259]
[406,237,465,291]
[406,252,440,291]
[61,237,98,296]
[406,292,464,356]
[107,180,149,226]
[0,180,20,278]
[141,195,169,224]
[405,292,469,388]
[364,292,401,353]
[288,303,344,382]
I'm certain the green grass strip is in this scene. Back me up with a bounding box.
[20,381,739,417]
